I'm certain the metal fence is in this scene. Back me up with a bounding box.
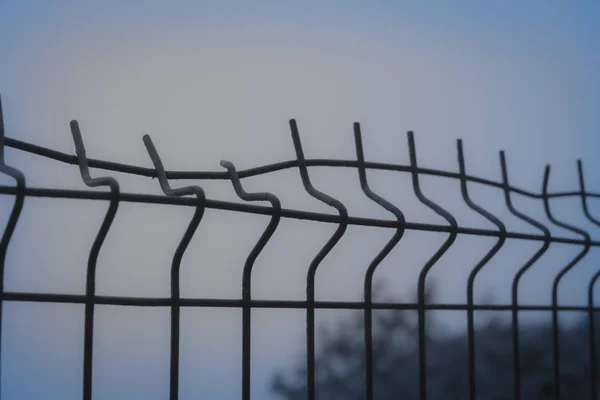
[0,95,599,400]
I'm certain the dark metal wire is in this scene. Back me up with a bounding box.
[542,166,591,400]
[143,135,206,400]
[70,121,120,400]
[0,108,598,400]
[1,185,598,247]
[406,132,458,400]
[354,123,405,400]
[579,160,600,400]
[0,96,26,400]
[288,119,348,400]
[220,160,281,400]
[1,292,599,311]
[5,136,600,200]
[457,140,507,400]
[500,151,552,400]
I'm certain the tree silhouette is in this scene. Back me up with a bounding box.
[271,285,599,399]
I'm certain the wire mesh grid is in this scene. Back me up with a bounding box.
[0,96,599,400]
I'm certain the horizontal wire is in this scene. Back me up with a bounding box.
[5,137,600,199]
[1,185,599,246]
[0,291,597,311]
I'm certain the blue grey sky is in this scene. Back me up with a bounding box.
[1,2,600,399]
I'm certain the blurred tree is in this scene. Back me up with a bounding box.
[271,285,599,400]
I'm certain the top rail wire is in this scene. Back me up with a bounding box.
[2,137,600,247]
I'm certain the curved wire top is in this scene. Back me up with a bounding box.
[289,119,348,212]
[543,165,591,242]
[500,152,551,238]
[70,121,119,191]
[355,123,405,225]
[408,132,458,229]
[458,140,506,235]
[221,160,282,208]
[142,134,205,199]
[220,158,281,288]
[578,160,600,227]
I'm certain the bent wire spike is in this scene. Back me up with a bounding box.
[220,159,281,400]
[406,131,458,400]
[70,120,120,400]
[354,122,405,400]
[500,151,551,400]
[457,139,507,400]
[143,134,206,400]
[0,95,26,400]
[579,160,600,399]
[542,165,591,400]
[288,119,348,400]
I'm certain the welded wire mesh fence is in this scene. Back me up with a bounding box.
[0,96,599,400]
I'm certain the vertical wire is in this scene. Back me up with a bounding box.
[457,140,506,400]
[577,160,600,399]
[500,152,551,400]
[407,132,458,400]
[354,123,405,400]
[542,166,591,400]
[169,199,204,400]
[288,120,348,400]
[220,160,281,400]
[70,121,120,400]
[142,135,206,400]
[0,95,26,400]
